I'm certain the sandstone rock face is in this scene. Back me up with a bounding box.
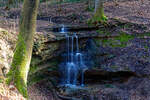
[1,26,150,100]
[92,38,150,77]
[0,28,16,78]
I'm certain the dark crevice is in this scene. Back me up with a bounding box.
[83,69,137,84]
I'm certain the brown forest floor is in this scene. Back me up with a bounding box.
[105,0,150,25]
[0,0,150,32]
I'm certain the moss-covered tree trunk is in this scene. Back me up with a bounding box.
[6,0,39,98]
[88,0,107,24]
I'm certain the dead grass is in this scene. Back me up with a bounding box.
[0,82,26,100]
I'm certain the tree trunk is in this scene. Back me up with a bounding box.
[88,0,107,24]
[6,0,39,98]
[95,0,107,20]
[86,0,93,11]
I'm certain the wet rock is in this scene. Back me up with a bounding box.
[88,37,150,78]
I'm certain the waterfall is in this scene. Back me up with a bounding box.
[60,25,65,33]
[60,26,87,86]
[75,34,79,53]
[71,36,74,62]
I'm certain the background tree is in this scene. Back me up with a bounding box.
[6,0,39,98]
[5,0,13,10]
[88,0,107,24]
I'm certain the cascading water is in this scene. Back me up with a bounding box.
[59,26,87,86]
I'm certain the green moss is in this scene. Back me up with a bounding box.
[88,3,107,25]
[29,60,58,76]
[95,32,134,48]
[98,38,119,47]
[0,78,4,83]
[28,58,59,86]
[28,73,46,86]
[30,57,41,66]
[96,29,111,35]
[138,32,150,38]
[94,29,111,46]
[144,45,149,50]
[88,15,107,25]
[104,84,115,88]
[6,33,28,98]
[6,34,25,83]
[28,72,56,86]
[28,65,37,75]
[117,32,134,43]
[2,30,8,35]
[15,76,28,98]
[123,24,131,28]
[110,65,118,70]
[29,58,41,75]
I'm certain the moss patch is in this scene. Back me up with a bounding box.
[6,33,28,98]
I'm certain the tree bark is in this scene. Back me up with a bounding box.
[95,0,107,21]
[6,0,39,98]
[88,0,107,24]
